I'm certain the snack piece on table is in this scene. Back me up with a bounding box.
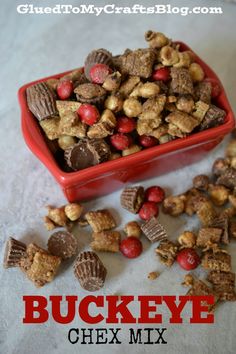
[196,227,222,248]
[207,270,236,301]
[47,231,78,260]
[73,251,107,291]
[120,186,145,214]
[196,200,217,226]
[19,243,61,287]
[178,231,196,249]
[141,217,168,243]
[90,230,121,252]
[155,240,178,267]
[3,237,27,268]
[210,216,229,245]
[124,221,142,238]
[162,195,185,216]
[184,275,218,312]
[85,209,116,232]
[26,82,58,121]
[201,250,231,272]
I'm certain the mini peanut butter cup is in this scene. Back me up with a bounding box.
[87,139,111,164]
[120,186,145,213]
[26,82,58,121]
[73,251,107,291]
[64,138,110,171]
[74,83,107,106]
[47,231,78,260]
[3,237,27,268]
[84,48,113,81]
[64,140,95,171]
[141,217,168,243]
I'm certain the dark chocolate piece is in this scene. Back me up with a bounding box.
[210,217,229,245]
[120,186,145,214]
[73,251,107,291]
[26,82,58,121]
[47,231,78,260]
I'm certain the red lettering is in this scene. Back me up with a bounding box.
[106,296,136,323]
[23,296,48,323]
[138,296,162,323]
[79,296,104,324]
[50,296,77,324]
[190,296,215,323]
[163,296,189,323]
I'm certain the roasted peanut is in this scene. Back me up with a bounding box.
[145,30,169,49]
[226,140,236,157]
[208,184,230,206]
[159,46,179,66]
[178,231,196,248]
[162,195,185,216]
[105,95,123,112]
[212,158,230,176]
[138,83,160,98]
[102,71,121,91]
[176,95,194,113]
[123,98,142,117]
[124,221,142,238]
[189,63,205,82]
[122,144,142,156]
[193,174,209,191]
[64,203,83,221]
[148,271,160,280]
[58,135,77,150]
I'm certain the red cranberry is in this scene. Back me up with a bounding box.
[77,104,100,126]
[120,237,143,259]
[110,133,132,150]
[57,80,73,100]
[204,78,222,98]
[145,186,165,203]
[90,64,112,84]
[139,135,158,148]
[139,202,159,221]
[152,67,170,82]
[177,248,200,270]
[117,116,136,133]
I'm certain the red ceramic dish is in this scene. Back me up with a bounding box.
[18,42,235,202]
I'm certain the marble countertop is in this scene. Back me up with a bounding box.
[0,1,236,353]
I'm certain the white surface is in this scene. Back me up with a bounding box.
[0,1,236,353]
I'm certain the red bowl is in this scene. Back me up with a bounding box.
[18,42,235,202]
